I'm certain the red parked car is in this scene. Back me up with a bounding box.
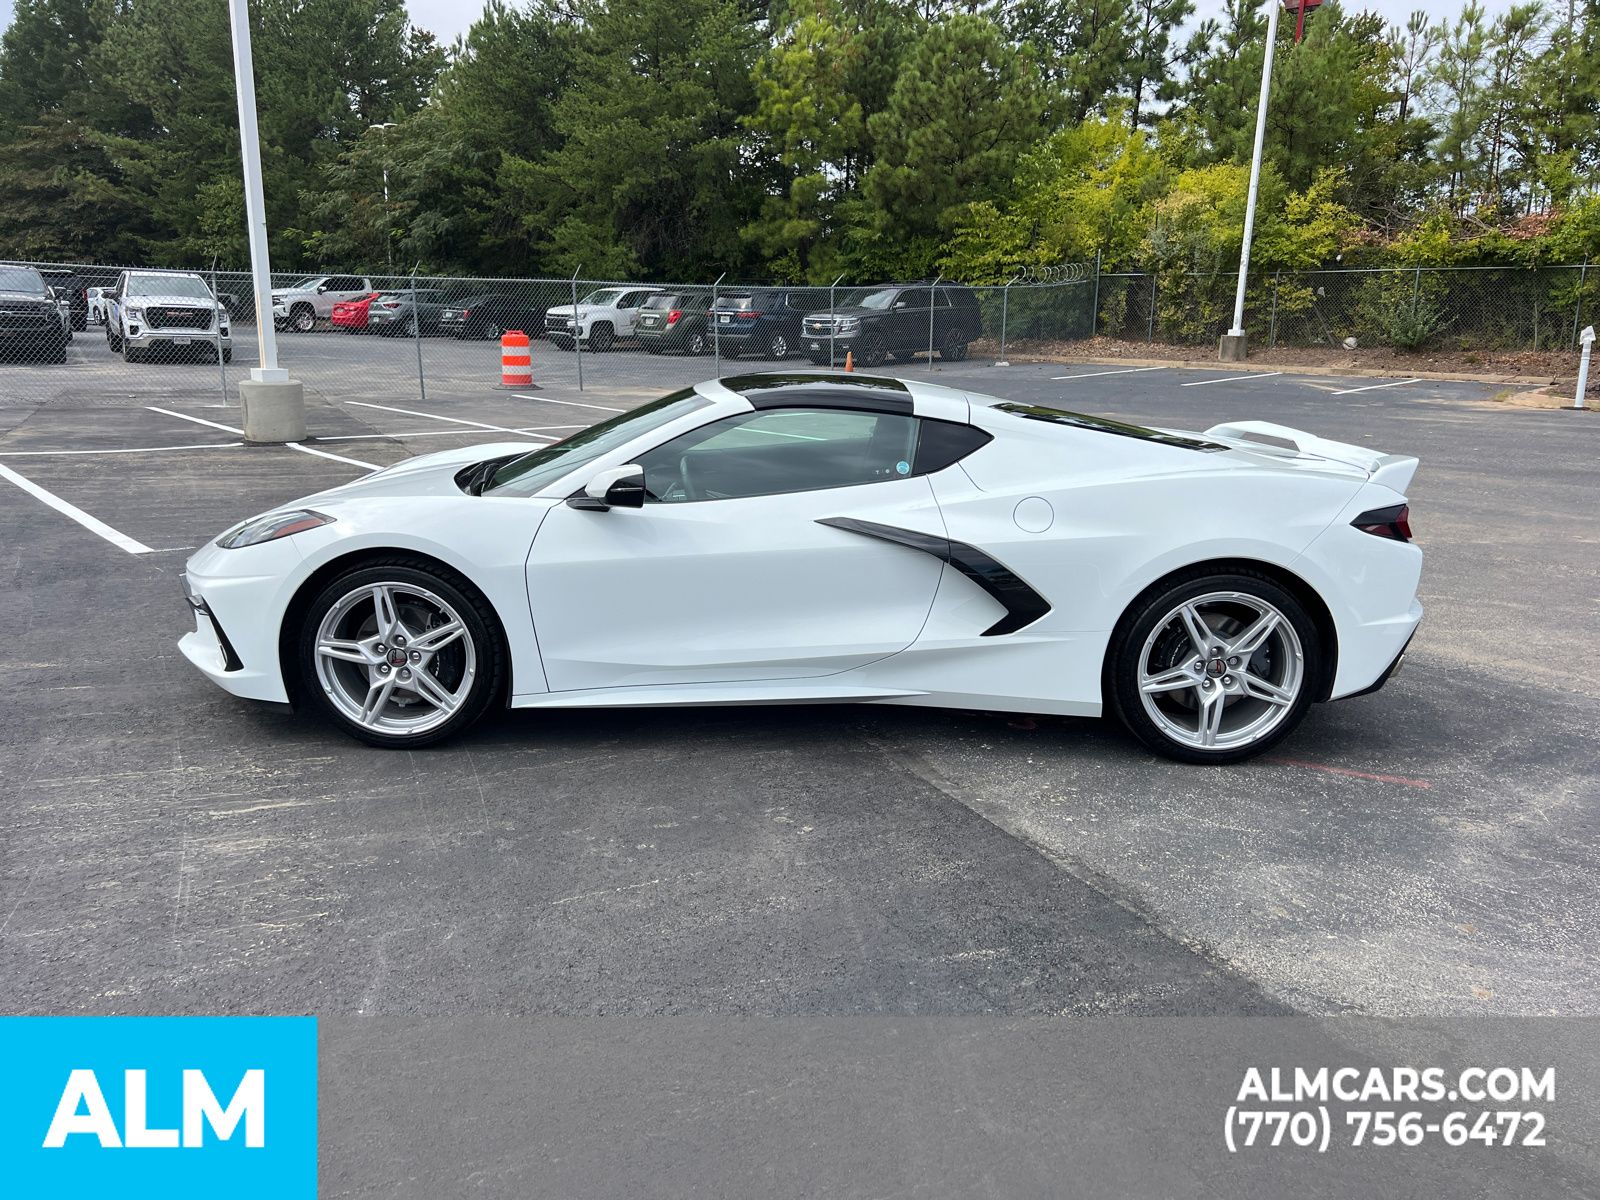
[330,292,383,333]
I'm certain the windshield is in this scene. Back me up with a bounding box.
[486,388,714,496]
[842,289,897,310]
[284,276,321,290]
[128,275,214,300]
[0,266,45,292]
[578,288,627,306]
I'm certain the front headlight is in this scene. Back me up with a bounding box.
[216,509,334,549]
[837,317,860,333]
[125,305,144,322]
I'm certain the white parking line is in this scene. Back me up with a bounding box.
[0,442,242,456]
[148,405,379,469]
[512,394,625,412]
[1331,378,1423,396]
[1180,371,1284,388]
[346,400,555,439]
[290,443,381,470]
[0,462,154,555]
[147,406,241,435]
[1050,366,1168,381]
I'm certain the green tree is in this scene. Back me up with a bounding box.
[517,0,764,278]
[1002,0,1136,123]
[855,13,1044,276]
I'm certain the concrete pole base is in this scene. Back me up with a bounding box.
[239,378,306,443]
[1218,333,1248,362]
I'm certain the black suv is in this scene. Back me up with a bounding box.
[636,291,712,355]
[802,284,981,367]
[39,268,88,331]
[710,288,809,360]
[0,264,69,362]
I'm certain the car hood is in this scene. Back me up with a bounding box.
[805,305,877,320]
[0,289,49,304]
[299,441,548,505]
[545,304,601,319]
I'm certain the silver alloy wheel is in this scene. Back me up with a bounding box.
[293,306,315,332]
[313,581,476,736]
[769,333,788,359]
[1136,590,1304,751]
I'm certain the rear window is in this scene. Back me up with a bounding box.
[643,294,681,309]
[715,295,756,311]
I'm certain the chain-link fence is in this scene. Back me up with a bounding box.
[1091,264,1595,353]
[0,261,1095,409]
[5,258,1588,413]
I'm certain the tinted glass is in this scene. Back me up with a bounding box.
[716,296,757,311]
[127,275,213,299]
[913,420,992,474]
[643,294,681,309]
[485,388,714,496]
[0,266,45,292]
[636,408,919,503]
[844,289,896,310]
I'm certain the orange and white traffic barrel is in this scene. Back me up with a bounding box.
[500,330,532,387]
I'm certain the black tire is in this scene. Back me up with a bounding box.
[589,322,615,353]
[686,330,707,356]
[107,326,122,352]
[938,328,971,361]
[767,332,790,360]
[222,348,233,364]
[1104,567,1321,765]
[296,560,507,749]
[291,304,316,332]
[122,340,141,364]
[857,331,888,368]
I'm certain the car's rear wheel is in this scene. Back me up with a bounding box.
[767,332,789,360]
[299,562,505,748]
[107,326,122,352]
[1106,569,1319,764]
[857,332,888,367]
[686,330,707,355]
[938,328,970,361]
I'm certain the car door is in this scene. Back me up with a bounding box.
[613,290,652,336]
[525,405,946,692]
[886,289,926,351]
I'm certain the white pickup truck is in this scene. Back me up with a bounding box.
[543,286,662,351]
[270,274,374,332]
[105,270,231,364]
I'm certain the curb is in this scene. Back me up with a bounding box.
[995,354,1567,388]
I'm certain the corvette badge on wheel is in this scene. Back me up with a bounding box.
[179,373,1421,762]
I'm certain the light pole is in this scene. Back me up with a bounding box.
[1220,0,1282,363]
[226,0,304,441]
[370,122,397,276]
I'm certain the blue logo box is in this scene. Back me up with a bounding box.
[0,1016,316,1198]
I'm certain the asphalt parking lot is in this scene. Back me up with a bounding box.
[2,347,1597,1026]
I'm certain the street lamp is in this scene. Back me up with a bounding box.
[225,0,304,441]
[1219,0,1282,363]
[370,122,398,275]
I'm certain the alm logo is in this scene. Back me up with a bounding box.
[44,1068,265,1149]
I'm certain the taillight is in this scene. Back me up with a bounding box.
[738,311,761,320]
[667,309,682,324]
[1353,503,1412,541]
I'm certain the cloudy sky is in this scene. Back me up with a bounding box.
[0,0,1518,59]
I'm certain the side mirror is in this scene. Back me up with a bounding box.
[316,283,329,294]
[568,464,645,511]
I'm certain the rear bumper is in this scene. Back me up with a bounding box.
[1338,628,1415,701]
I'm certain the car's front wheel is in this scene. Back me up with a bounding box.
[298,562,505,748]
[1106,569,1319,764]
[291,304,316,332]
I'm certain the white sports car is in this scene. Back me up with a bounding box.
[180,373,1422,763]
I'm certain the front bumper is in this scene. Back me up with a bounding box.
[125,326,230,349]
[178,541,303,704]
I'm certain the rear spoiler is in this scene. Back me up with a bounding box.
[1203,420,1418,492]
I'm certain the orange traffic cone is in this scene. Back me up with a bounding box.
[843,350,853,373]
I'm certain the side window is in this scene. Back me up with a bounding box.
[637,408,920,503]
[930,289,951,308]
